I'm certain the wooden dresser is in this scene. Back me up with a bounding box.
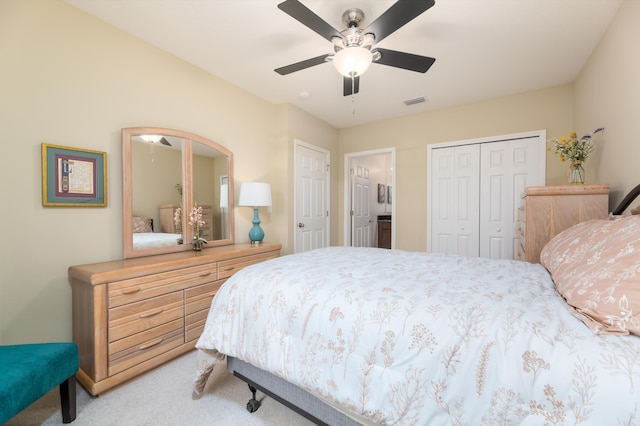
[69,243,281,395]
[517,184,609,263]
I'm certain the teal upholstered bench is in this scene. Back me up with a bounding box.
[0,342,79,424]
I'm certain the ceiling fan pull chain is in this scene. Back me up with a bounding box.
[351,76,356,114]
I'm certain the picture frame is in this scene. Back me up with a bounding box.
[41,143,107,207]
[378,183,386,204]
[387,186,392,205]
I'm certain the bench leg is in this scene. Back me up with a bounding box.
[59,375,77,423]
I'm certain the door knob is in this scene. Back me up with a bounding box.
[298,223,305,228]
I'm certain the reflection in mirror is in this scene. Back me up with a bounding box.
[132,136,184,250]
[122,127,234,259]
[192,142,230,242]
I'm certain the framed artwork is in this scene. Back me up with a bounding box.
[387,186,392,204]
[41,143,107,207]
[378,183,386,203]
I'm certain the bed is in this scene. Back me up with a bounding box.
[132,215,182,250]
[193,216,640,425]
[132,232,182,250]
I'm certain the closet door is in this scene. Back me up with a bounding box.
[428,131,545,260]
[479,139,541,259]
[430,144,480,256]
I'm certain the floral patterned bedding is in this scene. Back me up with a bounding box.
[194,247,640,425]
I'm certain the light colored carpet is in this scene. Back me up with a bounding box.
[6,351,315,425]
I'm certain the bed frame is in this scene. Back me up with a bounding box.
[610,183,640,215]
[227,357,362,426]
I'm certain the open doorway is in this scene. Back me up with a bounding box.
[344,148,395,248]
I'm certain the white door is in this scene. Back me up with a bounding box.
[430,144,480,256]
[428,131,545,260]
[351,162,371,247]
[479,138,542,259]
[295,141,329,253]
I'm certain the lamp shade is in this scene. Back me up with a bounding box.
[238,182,272,207]
[333,47,373,77]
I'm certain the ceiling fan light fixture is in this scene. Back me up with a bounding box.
[333,47,372,77]
[140,135,163,143]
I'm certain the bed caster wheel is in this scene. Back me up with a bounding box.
[246,384,261,413]
[246,398,260,413]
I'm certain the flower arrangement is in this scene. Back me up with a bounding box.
[547,127,604,184]
[547,127,604,165]
[174,203,207,250]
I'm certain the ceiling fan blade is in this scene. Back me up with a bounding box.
[159,137,171,146]
[277,0,343,42]
[374,48,435,73]
[363,0,435,44]
[275,54,331,75]
[343,76,360,96]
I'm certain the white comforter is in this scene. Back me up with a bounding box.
[132,232,181,250]
[194,247,640,425]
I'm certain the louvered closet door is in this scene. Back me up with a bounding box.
[430,144,480,256]
[479,139,542,259]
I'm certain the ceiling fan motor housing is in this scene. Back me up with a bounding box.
[342,8,365,28]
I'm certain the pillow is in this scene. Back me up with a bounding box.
[132,216,153,233]
[540,215,640,336]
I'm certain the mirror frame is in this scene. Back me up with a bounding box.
[122,127,234,259]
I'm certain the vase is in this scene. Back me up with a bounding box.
[192,238,204,251]
[569,162,585,185]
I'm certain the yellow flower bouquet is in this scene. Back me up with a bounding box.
[548,127,604,183]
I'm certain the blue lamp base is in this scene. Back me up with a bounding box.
[248,208,265,245]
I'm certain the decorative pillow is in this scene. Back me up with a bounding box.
[132,216,153,233]
[540,215,640,336]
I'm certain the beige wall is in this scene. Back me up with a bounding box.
[336,0,639,252]
[337,86,574,251]
[1,0,636,344]
[0,0,337,344]
[575,0,640,206]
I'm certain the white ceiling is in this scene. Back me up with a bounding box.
[64,0,622,129]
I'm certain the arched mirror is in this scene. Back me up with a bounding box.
[122,127,234,259]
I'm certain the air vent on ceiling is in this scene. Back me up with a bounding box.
[403,96,426,106]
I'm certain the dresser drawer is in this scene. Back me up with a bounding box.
[186,310,209,343]
[185,281,223,315]
[184,280,225,343]
[109,292,183,342]
[108,263,217,308]
[218,251,279,279]
[108,322,184,376]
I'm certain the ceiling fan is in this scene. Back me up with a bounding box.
[274,0,436,96]
[140,135,172,146]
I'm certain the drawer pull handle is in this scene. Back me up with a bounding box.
[139,308,164,318]
[224,266,236,271]
[199,272,212,277]
[122,287,141,295]
[139,337,163,350]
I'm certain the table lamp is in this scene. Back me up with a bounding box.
[238,182,272,245]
